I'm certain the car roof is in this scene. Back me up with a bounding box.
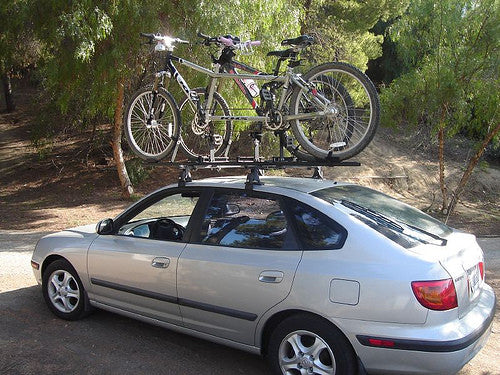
[185,175,350,194]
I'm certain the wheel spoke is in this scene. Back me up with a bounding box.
[307,337,327,358]
[287,333,308,357]
[50,276,60,291]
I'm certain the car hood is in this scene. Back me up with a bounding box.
[42,223,98,239]
[33,224,99,262]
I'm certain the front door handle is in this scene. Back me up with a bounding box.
[152,257,170,269]
[259,270,284,283]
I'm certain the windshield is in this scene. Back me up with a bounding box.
[311,185,452,237]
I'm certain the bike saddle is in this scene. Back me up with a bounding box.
[281,35,315,47]
[266,48,296,58]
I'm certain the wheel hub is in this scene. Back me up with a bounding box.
[299,356,314,368]
[146,119,159,129]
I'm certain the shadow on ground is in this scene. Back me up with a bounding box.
[0,286,269,375]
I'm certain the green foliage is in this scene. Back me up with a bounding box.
[0,1,41,75]
[125,158,153,185]
[382,0,499,145]
[303,0,409,70]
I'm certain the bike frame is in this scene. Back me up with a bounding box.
[157,51,331,124]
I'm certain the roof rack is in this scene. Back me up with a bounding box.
[167,130,360,188]
[174,158,360,188]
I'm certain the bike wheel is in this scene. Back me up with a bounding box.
[125,86,180,161]
[178,88,233,160]
[289,62,380,161]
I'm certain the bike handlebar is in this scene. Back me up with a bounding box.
[217,36,261,49]
[198,32,260,50]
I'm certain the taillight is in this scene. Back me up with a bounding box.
[479,261,484,281]
[411,279,458,311]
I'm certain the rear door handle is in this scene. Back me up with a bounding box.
[152,257,170,269]
[259,271,284,283]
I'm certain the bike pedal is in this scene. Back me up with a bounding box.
[285,136,294,148]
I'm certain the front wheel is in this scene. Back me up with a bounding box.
[124,86,181,161]
[289,62,380,161]
[42,259,92,321]
[267,314,358,375]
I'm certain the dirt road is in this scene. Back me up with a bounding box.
[0,231,498,375]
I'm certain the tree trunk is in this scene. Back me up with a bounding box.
[438,123,448,213]
[447,122,500,215]
[112,79,134,198]
[2,73,15,112]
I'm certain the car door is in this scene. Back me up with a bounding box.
[87,189,201,325]
[177,189,303,345]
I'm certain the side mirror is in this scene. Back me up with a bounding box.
[225,203,240,216]
[96,218,114,235]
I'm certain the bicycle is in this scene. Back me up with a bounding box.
[124,32,380,162]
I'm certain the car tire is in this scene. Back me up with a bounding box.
[267,314,357,375]
[42,259,92,321]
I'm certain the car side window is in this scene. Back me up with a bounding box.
[290,200,347,250]
[200,192,292,250]
[118,192,199,241]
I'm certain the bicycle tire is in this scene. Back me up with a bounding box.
[178,88,233,160]
[289,62,380,161]
[124,86,180,161]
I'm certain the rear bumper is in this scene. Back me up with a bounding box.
[337,284,496,375]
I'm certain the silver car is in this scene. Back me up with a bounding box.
[31,176,495,375]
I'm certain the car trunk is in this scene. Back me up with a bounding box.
[409,231,485,318]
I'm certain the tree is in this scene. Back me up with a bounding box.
[381,0,499,215]
[300,0,410,71]
[29,0,168,197]
[26,0,303,196]
[0,1,41,112]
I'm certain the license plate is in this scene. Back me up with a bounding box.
[467,264,481,297]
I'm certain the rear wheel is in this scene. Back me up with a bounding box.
[290,62,379,161]
[178,88,233,160]
[124,86,180,161]
[267,314,357,375]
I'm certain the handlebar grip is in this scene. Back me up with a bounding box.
[218,36,234,47]
[248,40,261,47]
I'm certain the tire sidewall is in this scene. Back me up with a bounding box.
[42,259,88,321]
[267,314,357,375]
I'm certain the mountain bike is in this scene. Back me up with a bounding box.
[125,32,380,162]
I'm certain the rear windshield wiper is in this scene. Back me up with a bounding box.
[341,200,404,232]
[341,200,447,246]
[402,222,447,246]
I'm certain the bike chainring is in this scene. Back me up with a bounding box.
[191,114,208,136]
[263,110,284,131]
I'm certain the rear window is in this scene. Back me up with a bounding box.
[311,185,451,238]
